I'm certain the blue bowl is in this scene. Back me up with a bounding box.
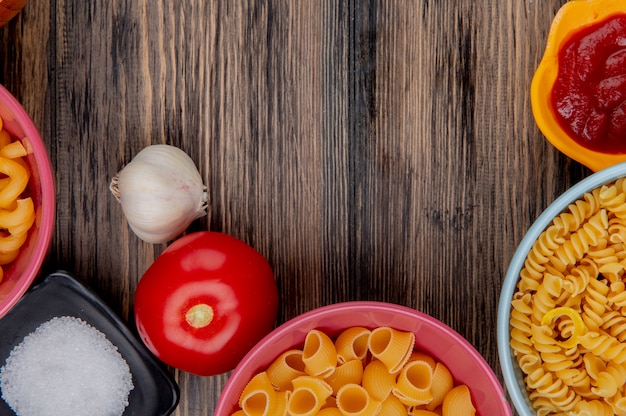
[497,162,626,416]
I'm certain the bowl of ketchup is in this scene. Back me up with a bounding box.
[531,0,626,172]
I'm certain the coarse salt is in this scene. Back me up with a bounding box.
[0,316,134,416]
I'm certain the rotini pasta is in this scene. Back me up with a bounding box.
[229,326,477,416]
[510,179,626,414]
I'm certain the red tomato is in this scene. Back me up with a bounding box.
[133,231,279,376]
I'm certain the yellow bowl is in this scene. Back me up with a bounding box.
[531,0,626,172]
[0,0,27,27]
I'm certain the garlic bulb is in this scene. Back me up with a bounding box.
[109,144,208,244]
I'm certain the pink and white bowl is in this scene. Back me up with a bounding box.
[0,84,55,319]
[215,301,512,415]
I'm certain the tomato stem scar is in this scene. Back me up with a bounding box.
[185,303,214,328]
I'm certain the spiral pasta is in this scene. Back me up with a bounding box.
[0,120,35,284]
[510,179,626,414]
[230,326,477,416]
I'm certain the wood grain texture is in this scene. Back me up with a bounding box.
[0,0,592,414]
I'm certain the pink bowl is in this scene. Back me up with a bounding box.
[215,301,511,415]
[0,84,55,319]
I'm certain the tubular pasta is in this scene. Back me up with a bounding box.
[0,157,29,209]
[0,123,36,284]
[302,329,337,378]
[0,248,19,265]
[0,141,27,159]
[368,326,414,374]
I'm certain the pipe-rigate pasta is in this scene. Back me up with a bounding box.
[335,327,370,364]
[317,408,343,416]
[361,360,395,401]
[288,376,332,416]
[425,362,453,411]
[229,326,477,416]
[238,372,281,416]
[410,410,439,416]
[0,157,29,210]
[392,359,433,407]
[378,394,405,415]
[335,384,381,416]
[266,349,306,391]
[302,329,337,378]
[325,359,363,395]
[509,178,626,414]
[368,327,414,374]
[441,385,475,415]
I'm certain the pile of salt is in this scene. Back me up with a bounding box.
[0,316,134,416]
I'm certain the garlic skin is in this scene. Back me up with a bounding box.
[110,144,208,244]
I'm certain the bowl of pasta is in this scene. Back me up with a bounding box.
[498,161,626,416]
[215,301,511,415]
[0,84,55,320]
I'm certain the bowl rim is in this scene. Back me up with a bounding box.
[497,161,626,416]
[0,84,56,319]
[217,300,510,415]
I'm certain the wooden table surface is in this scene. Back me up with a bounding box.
[0,0,592,414]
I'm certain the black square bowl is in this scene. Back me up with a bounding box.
[0,271,179,416]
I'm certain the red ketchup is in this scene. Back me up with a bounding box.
[551,14,626,154]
